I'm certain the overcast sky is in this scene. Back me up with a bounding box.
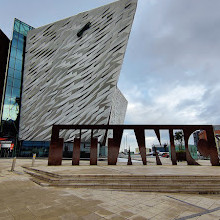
[1,0,220,149]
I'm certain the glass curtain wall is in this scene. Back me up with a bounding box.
[1,19,33,137]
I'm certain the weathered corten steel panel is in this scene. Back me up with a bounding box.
[48,138,64,166]
[134,128,147,165]
[90,138,98,165]
[72,138,81,165]
[108,128,123,165]
[48,124,220,166]
[197,126,219,166]
[183,128,199,165]
[169,129,177,165]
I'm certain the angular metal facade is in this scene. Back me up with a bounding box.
[19,0,137,142]
[110,88,128,125]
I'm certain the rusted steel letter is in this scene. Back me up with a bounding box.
[72,138,81,165]
[198,126,220,166]
[108,128,123,165]
[48,138,64,166]
[90,138,98,165]
[169,129,177,165]
[134,128,146,165]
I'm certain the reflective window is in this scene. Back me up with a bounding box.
[16,49,23,60]
[11,39,18,48]
[14,70,21,79]
[14,21,20,33]
[13,78,21,89]
[17,40,23,51]
[8,68,14,77]
[18,33,24,41]
[20,141,50,157]
[13,31,19,40]
[12,88,20,98]
[5,86,12,96]
[20,23,30,35]
[9,57,15,68]
[15,59,22,71]
[2,18,33,122]
[10,47,17,58]
[7,77,13,87]
[4,96,11,105]
[2,107,9,120]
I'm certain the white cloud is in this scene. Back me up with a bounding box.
[124,83,208,125]
[154,84,206,108]
[119,0,220,126]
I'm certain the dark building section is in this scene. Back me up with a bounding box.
[0,30,10,112]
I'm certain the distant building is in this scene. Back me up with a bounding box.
[153,144,169,153]
[134,148,139,154]
[214,130,220,154]
[135,147,151,154]
[193,130,200,147]
[213,126,220,154]
[124,149,128,154]
[168,144,198,160]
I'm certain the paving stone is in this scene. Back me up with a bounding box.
[129,215,148,220]
[95,208,114,217]
[105,205,122,213]
[0,159,220,220]
[109,214,127,220]
[58,212,78,219]
[138,210,157,219]
[0,216,14,220]
[0,210,13,218]
[10,208,34,218]
[13,213,37,220]
[211,209,220,217]
[119,211,134,217]
[176,210,200,219]
[197,213,220,220]
[81,212,103,220]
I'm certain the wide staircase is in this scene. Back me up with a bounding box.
[23,166,220,194]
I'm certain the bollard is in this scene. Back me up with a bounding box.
[11,157,16,172]
[127,148,132,165]
[32,153,36,167]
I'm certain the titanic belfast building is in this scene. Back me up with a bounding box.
[0,0,137,157]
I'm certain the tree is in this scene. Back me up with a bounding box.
[163,143,168,152]
[174,131,184,151]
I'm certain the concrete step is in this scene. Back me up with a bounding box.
[23,167,220,194]
[28,176,220,190]
[25,170,220,185]
[29,175,220,192]
[48,183,220,189]
[105,189,220,194]
[48,183,220,194]
[23,166,61,178]
[24,167,220,180]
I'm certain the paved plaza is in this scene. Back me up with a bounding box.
[0,158,220,220]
